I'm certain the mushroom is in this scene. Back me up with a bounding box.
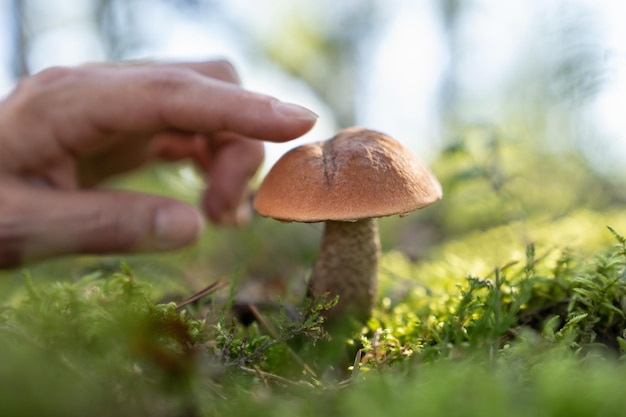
[253,127,442,326]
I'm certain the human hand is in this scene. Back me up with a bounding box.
[0,60,317,267]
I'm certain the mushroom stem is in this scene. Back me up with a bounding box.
[308,218,381,324]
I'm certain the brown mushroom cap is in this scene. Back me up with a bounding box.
[253,127,443,222]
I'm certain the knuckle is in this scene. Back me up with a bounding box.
[17,66,83,94]
[85,202,155,252]
[88,208,136,251]
[32,65,79,84]
[142,68,191,96]
[211,59,240,84]
[7,66,84,117]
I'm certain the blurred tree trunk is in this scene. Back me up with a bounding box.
[436,0,464,128]
[95,0,135,60]
[214,0,379,129]
[9,0,29,78]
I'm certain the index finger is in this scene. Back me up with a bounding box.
[84,59,242,84]
[10,64,318,156]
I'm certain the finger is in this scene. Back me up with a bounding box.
[104,69,318,142]
[152,130,263,225]
[83,59,241,84]
[157,60,241,84]
[201,132,265,225]
[153,131,212,170]
[14,65,317,155]
[0,183,204,266]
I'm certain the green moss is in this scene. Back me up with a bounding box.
[2,130,626,416]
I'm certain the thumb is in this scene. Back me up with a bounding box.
[3,187,204,266]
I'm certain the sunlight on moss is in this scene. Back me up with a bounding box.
[380,209,626,298]
[1,119,626,416]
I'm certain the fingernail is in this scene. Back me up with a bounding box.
[154,204,205,250]
[273,101,318,121]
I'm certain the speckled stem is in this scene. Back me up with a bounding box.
[308,218,380,324]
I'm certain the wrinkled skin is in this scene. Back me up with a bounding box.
[0,60,317,267]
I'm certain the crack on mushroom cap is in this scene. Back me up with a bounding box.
[322,138,337,189]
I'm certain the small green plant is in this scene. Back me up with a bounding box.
[0,263,336,416]
[358,227,626,372]
[2,219,626,415]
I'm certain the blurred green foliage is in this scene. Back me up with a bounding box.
[1,127,626,415]
[3,1,626,415]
